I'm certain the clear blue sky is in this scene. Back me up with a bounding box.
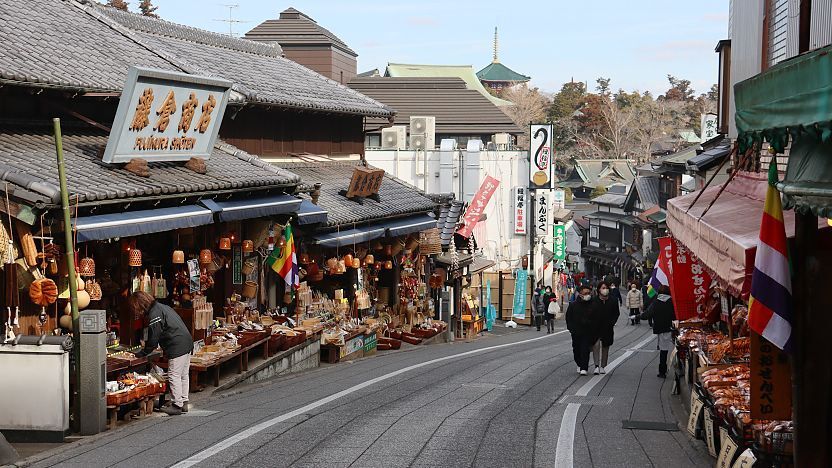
[148,0,728,96]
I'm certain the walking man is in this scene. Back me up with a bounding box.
[640,285,676,378]
[566,284,596,375]
[591,281,620,374]
[627,282,644,325]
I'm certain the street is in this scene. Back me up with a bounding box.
[24,309,710,468]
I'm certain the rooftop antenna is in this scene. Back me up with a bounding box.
[492,26,499,63]
[214,4,248,37]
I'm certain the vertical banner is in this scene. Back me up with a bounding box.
[457,175,500,238]
[701,113,718,142]
[536,190,551,239]
[665,238,712,321]
[512,269,528,319]
[552,188,566,211]
[514,187,527,235]
[232,244,243,285]
[553,223,567,261]
[529,124,553,189]
[750,332,792,420]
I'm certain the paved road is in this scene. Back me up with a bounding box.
[23,309,711,468]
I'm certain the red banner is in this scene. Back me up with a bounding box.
[665,237,712,321]
[457,175,500,238]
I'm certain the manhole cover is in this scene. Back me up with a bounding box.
[622,420,679,431]
[558,395,613,406]
[183,409,219,417]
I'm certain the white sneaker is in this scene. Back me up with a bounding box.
[579,370,587,376]
[599,367,606,374]
[593,367,600,375]
[577,366,581,374]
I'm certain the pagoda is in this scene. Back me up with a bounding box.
[477,27,531,95]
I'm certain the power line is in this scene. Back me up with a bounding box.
[213,4,248,37]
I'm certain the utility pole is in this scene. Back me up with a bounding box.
[214,4,248,37]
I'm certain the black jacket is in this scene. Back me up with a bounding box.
[138,301,193,359]
[566,298,596,336]
[640,294,675,334]
[610,287,623,305]
[594,296,620,346]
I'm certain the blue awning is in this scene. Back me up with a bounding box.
[385,214,437,237]
[75,205,214,243]
[296,200,328,225]
[201,195,301,222]
[314,225,388,248]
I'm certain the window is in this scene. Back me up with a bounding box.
[365,134,381,148]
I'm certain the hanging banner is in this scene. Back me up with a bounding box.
[750,332,792,420]
[536,190,551,239]
[514,187,527,235]
[529,124,554,189]
[457,175,500,238]
[512,269,528,319]
[701,113,718,142]
[553,223,566,261]
[552,188,566,211]
[664,237,712,321]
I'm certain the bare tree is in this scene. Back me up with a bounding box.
[501,84,550,149]
[597,95,636,159]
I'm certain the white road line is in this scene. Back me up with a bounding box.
[171,329,569,468]
[554,333,656,468]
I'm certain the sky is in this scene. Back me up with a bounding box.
[148,0,729,96]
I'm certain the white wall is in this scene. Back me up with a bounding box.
[366,149,529,271]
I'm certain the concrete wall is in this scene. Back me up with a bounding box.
[215,339,321,393]
[366,149,529,271]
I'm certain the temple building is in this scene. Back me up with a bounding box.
[476,27,531,95]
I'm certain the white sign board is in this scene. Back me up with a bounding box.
[536,190,550,239]
[701,113,718,142]
[103,66,232,164]
[553,188,566,211]
[514,187,527,235]
[687,395,704,437]
[717,426,739,468]
[529,124,554,189]
[732,449,757,468]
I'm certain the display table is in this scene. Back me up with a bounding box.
[157,336,270,391]
[458,317,484,341]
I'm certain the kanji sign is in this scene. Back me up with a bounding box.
[512,269,528,319]
[666,237,712,321]
[457,175,500,238]
[103,67,232,164]
[536,190,550,239]
[529,124,554,189]
[553,223,566,260]
[346,167,385,198]
[750,332,792,420]
[701,113,718,142]
[514,187,527,235]
[552,188,566,210]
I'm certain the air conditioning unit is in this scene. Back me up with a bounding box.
[381,126,407,150]
[492,133,510,149]
[409,134,428,151]
[409,116,435,151]
[439,139,457,151]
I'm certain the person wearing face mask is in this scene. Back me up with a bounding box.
[566,285,596,375]
[626,282,644,325]
[591,281,620,374]
[640,285,676,378]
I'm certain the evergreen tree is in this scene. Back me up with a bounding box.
[138,0,159,18]
[105,0,129,10]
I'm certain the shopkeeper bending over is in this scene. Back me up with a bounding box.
[129,291,193,416]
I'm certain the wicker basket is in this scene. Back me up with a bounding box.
[128,249,142,267]
[79,257,96,277]
[419,228,442,255]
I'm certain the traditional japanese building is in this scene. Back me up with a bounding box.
[476,28,531,96]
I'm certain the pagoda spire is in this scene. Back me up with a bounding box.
[493,26,499,63]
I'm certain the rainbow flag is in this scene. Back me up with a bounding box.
[646,253,669,298]
[747,162,792,350]
[266,224,299,289]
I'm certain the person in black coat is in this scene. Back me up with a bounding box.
[566,284,597,375]
[590,281,620,374]
[640,285,676,378]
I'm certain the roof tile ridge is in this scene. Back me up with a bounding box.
[215,141,300,183]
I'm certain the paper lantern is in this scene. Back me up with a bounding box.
[199,249,213,264]
[172,250,185,264]
[219,237,232,250]
[78,257,96,277]
[129,249,142,267]
[365,254,374,265]
[242,240,254,253]
[343,253,354,266]
[351,258,361,269]
[385,260,393,270]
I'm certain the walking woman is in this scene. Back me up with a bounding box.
[591,281,620,374]
[626,282,644,325]
[566,284,596,375]
[640,285,676,378]
[545,287,560,333]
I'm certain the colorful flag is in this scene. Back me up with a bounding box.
[266,224,299,289]
[646,240,670,298]
[748,162,792,351]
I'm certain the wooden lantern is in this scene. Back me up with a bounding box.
[365,254,375,265]
[199,249,213,265]
[343,253,354,267]
[242,240,254,253]
[128,249,142,267]
[172,250,185,264]
[219,237,232,250]
[78,257,96,277]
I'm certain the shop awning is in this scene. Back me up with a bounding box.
[313,225,387,248]
[468,256,495,275]
[777,134,832,217]
[667,171,825,297]
[385,214,437,237]
[200,195,301,222]
[75,205,214,243]
[735,44,832,152]
[296,200,328,225]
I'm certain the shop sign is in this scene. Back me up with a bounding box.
[346,167,385,198]
[187,259,200,292]
[514,187,527,235]
[750,332,792,420]
[716,427,739,468]
[536,190,550,239]
[457,175,500,238]
[363,332,377,354]
[552,188,566,211]
[103,66,232,164]
[701,113,718,142]
[732,448,757,467]
[232,245,243,285]
[553,223,566,260]
[665,237,711,321]
[340,334,365,358]
[529,124,554,189]
[512,269,528,319]
[687,394,704,437]
[704,408,716,456]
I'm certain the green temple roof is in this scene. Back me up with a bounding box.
[476,61,530,83]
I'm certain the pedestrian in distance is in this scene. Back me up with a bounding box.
[640,285,676,378]
[566,284,596,375]
[591,281,620,375]
[129,291,194,416]
[626,282,644,325]
[610,282,623,307]
[533,287,546,331]
[545,288,560,334]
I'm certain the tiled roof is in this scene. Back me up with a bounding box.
[348,77,523,135]
[245,8,356,56]
[0,0,391,118]
[384,63,513,107]
[279,162,437,228]
[633,176,661,209]
[0,121,299,206]
[566,159,636,188]
[476,61,530,82]
[590,193,627,207]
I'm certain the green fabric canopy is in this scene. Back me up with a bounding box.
[735,44,832,153]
